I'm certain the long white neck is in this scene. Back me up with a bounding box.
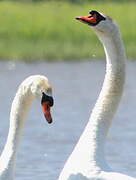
[85,28,126,169]
[0,87,33,180]
[61,27,126,177]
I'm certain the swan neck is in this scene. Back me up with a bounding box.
[0,87,33,178]
[58,27,127,180]
[87,29,126,167]
[99,29,126,67]
[65,29,126,175]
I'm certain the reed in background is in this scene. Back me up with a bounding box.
[0,1,135,60]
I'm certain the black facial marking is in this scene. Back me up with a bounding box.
[41,92,54,107]
[89,10,106,26]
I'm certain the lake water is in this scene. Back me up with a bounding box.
[0,60,135,179]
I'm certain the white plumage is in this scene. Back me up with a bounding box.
[58,11,135,180]
[0,75,53,180]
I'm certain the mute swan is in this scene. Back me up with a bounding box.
[0,75,54,180]
[58,10,135,180]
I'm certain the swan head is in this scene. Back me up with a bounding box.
[75,10,118,35]
[21,75,54,124]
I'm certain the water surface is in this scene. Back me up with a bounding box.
[0,60,135,179]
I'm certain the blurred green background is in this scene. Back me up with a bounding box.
[0,0,135,61]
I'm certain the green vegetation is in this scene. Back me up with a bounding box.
[0,1,135,60]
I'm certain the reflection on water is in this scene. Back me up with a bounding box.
[0,60,135,180]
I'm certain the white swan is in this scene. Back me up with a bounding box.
[58,10,135,180]
[0,75,54,180]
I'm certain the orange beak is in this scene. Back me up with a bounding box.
[42,101,53,124]
[75,14,97,25]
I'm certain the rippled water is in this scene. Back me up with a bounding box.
[0,60,136,180]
